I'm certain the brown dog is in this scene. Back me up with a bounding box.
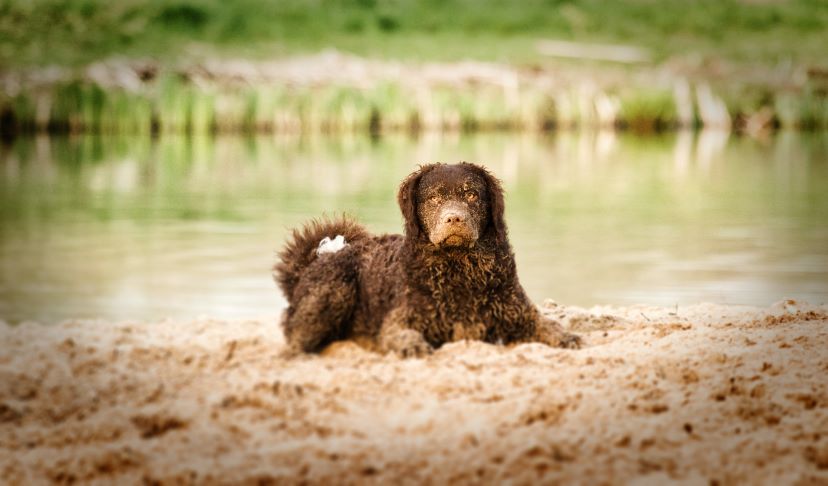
[274,162,581,356]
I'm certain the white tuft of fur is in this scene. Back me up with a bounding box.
[317,235,348,255]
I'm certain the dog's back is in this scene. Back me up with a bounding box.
[348,233,406,336]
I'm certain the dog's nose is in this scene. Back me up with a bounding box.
[444,212,466,224]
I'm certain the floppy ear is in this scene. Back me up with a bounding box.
[397,164,436,240]
[463,162,507,246]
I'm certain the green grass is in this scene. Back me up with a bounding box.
[617,89,678,132]
[2,0,828,67]
[4,76,828,134]
[2,1,828,134]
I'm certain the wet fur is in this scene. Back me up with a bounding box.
[274,162,581,356]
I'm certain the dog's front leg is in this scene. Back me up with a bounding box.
[378,307,433,358]
[490,289,582,349]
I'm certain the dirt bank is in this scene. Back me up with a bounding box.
[1,300,827,484]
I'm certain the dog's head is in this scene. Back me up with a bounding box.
[397,162,506,248]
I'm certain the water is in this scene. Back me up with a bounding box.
[1,131,827,324]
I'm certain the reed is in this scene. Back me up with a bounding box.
[2,93,36,133]
[190,88,216,135]
[210,89,246,133]
[370,83,414,131]
[1,76,827,136]
[523,89,557,130]
[616,88,678,132]
[156,75,192,133]
[776,89,828,130]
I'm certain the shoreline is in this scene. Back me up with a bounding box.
[3,52,827,137]
[1,300,827,483]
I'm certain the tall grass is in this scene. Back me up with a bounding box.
[2,77,828,136]
[776,89,828,130]
[617,89,678,132]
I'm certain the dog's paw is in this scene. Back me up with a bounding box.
[382,329,433,358]
[536,318,583,349]
[557,332,583,349]
[399,339,433,358]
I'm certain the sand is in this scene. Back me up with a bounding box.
[1,300,827,485]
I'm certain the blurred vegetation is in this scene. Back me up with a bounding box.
[1,1,828,134]
[3,75,828,135]
[1,0,828,66]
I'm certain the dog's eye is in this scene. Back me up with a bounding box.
[429,195,441,204]
[465,191,478,202]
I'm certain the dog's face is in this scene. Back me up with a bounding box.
[398,163,507,248]
[416,166,488,247]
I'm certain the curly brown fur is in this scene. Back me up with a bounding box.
[273,163,581,356]
[274,215,370,302]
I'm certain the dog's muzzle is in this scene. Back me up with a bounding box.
[430,204,478,246]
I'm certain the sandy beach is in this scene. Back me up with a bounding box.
[1,300,827,485]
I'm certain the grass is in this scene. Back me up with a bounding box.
[617,89,679,132]
[1,0,828,67]
[3,76,828,135]
[2,1,828,134]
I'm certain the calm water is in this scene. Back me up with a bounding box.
[1,131,827,324]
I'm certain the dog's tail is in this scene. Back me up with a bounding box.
[273,215,370,301]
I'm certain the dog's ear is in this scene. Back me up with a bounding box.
[398,164,436,240]
[463,162,507,246]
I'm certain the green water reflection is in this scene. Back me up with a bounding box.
[1,131,827,324]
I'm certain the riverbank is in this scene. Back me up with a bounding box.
[2,51,828,135]
[1,300,826,484]
[3,0,828,135]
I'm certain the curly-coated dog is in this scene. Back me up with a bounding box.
[274,162,581,357]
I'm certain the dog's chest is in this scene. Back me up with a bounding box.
[402,246,515,343]
[425,251,500,289]
[424,258,500,336]
[419,290,492,344]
